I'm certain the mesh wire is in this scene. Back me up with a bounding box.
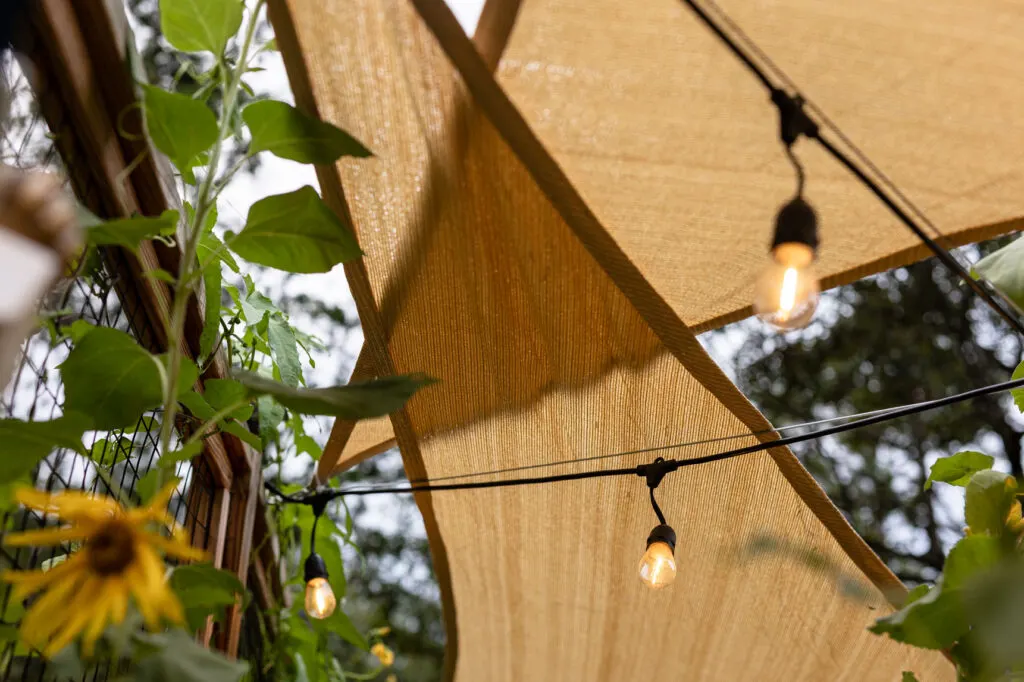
[1,45,218,681]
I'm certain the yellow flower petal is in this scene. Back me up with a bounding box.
[81,580,117,657]
[15,488,118,521]
[20,569,87,647]
[4,524,94,547]
[43,580,99,658]
[6,553,85,601]
[146,532,209,562]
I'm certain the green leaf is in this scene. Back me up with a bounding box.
[159,442,204,469]
[205,378,253,421]
[61,328,197,430]
[925,451,994,490]
[242,100,371,164]
[171,562,244,631]
[965,469,1017,536]
[66,320,95,344]
[943,535,1001,589]
[158,0,243,55]
[315,609,368,652]
[233,372,433,418]
[89,437,133,465]
[902,672,919,682]
[256,394,285,447]
[268,315,301,387]
[869,580,968,649]
[0,413,90,484]
[132,629,249,682]
[85,210,179,251]
[903,583,930,606]
[200,260,222,359]
[198,232,239,273]
[222,420,262,450]
[180,390,216,420]
[142,85,218,178]
[295,434,323,461]
[262,38,277,52]
[226,186,362,273]
[973,237,1024,312]
[1012,360,1024,414]
[144,268,177,284]
[137,472,175,505]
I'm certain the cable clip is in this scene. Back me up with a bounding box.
[771,89,818,146]
[638,457,679,490]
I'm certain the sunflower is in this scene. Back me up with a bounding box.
[2,482,207,657]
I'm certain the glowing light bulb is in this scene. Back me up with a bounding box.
[753,242,819,330]
[303,551,336,619]
[305,577,337,619]
[639,541,677,589]
[639,524,677,590]
[754,196,820,330]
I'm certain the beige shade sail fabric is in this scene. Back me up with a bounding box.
[497,0,1024,332]
[268,0,966,679]
[319,0,1024,476]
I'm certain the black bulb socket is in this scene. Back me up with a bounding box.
[770,197,819,253]
[646,524,677,554]
[304,552,329,583]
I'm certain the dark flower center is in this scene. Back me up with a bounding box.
[86,519,136,576]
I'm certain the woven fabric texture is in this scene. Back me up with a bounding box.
[271,0,970,678]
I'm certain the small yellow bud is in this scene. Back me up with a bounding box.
[372,642,395,667]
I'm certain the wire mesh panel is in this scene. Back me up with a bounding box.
[0,46,218,682]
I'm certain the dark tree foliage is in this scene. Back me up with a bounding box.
[731,242,1023,583]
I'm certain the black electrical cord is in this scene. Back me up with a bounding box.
[675,0,1024,337]
[265,375,1024,505]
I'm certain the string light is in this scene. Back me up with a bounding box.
[638,458,679,589]
[677,0,1024,337]
[303,501,337,620]
[269,376,1024,592]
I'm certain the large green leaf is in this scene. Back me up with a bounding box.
[199,260,222,359]
[142,85,218,178]
[869,581,968,649]
[233,371,433,418]
[943,536,1002,589]
[225,186,362,273]
[242,100,371,164]
[925,451,994,490]
[171,562,244,631]
[61,327,197,429]
[313,609,368,652]
[222,419,262,450]
[158,0,242,55]
[973,237,1024,312]
[204,378,253,421]
[0,413,90,484]
[132,629,248,682]
[965,469,1018,536]
[268,315,301,387]
[85,210,179,251]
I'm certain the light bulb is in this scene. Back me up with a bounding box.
[754,242,819,330]
[639,524,677,590]
[638,541,677,589]
[305,576,337,619]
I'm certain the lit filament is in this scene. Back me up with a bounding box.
[778,266,799,318]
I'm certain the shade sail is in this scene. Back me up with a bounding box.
[268,0,966,678]
[497,0,1024,332]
